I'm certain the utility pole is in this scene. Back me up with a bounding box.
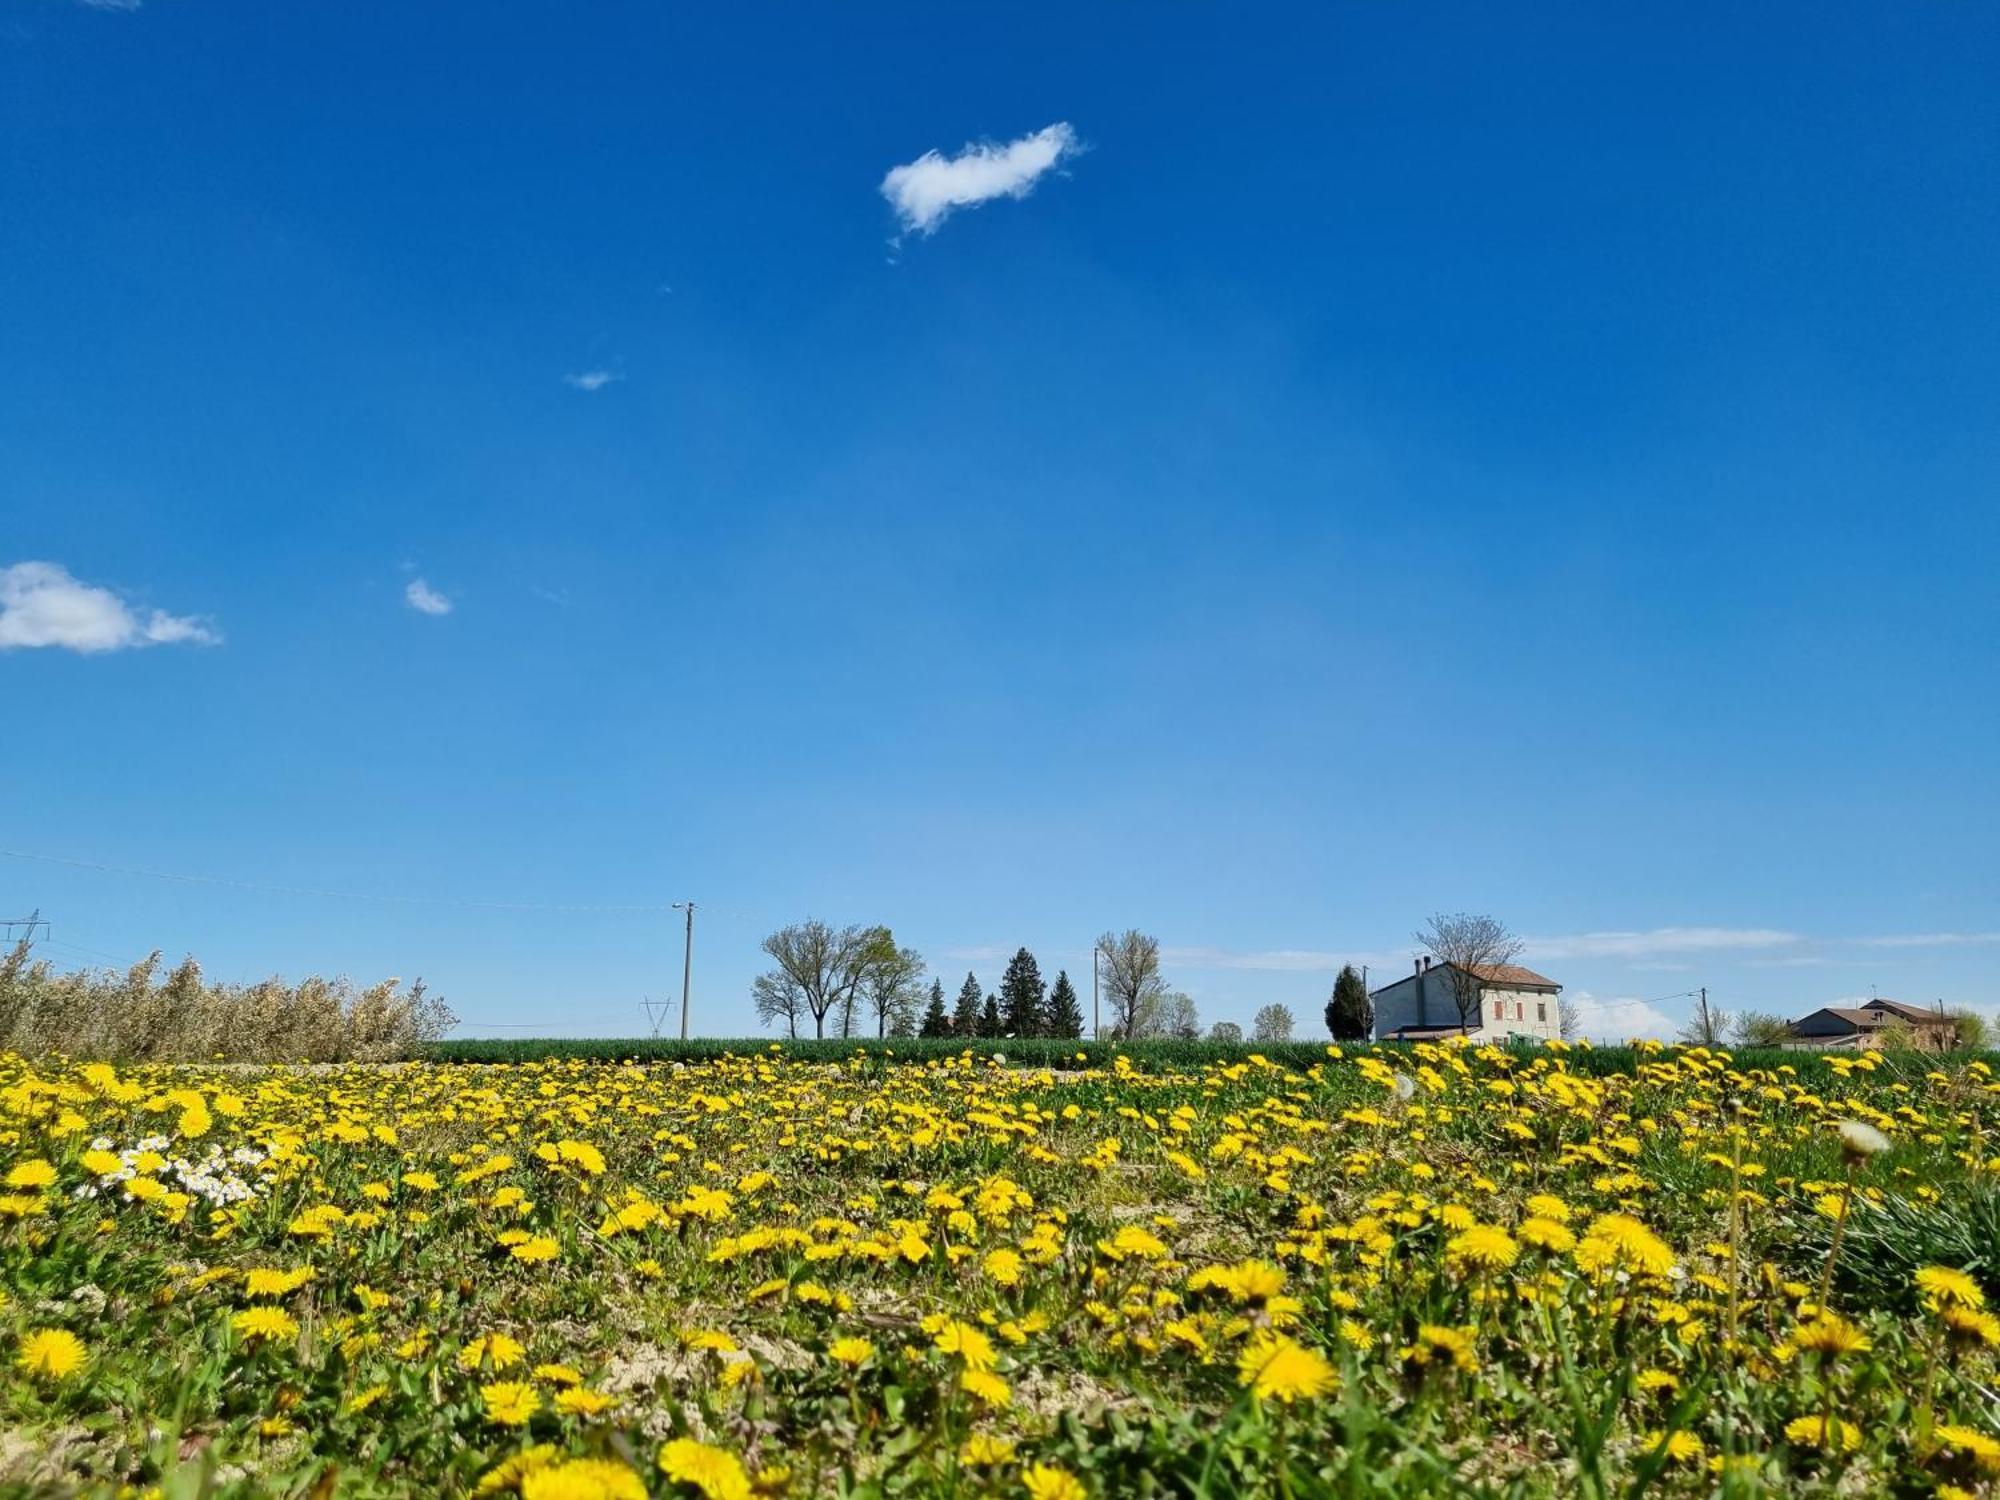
[672,902,695,1040]
[1092,941,1100,1041]
[1,910,48,950]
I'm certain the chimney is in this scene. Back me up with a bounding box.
[1414,957,1426,1027]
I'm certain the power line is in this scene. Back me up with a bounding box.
[0,848,673,915]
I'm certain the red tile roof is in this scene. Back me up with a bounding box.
[1461,962,1560,990]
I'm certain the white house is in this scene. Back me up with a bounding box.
[1370,957,1563,1043]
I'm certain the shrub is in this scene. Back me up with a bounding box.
[0,942,454,1063]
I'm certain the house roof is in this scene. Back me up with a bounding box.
[1864,997,1950,1025]
[1790,1002,1955,1035]
[1462,962,1561,989]
[1369,960,1561,997]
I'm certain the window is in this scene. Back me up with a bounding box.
[1493,999,1504,1020]
[1538,1002,1547,1022]
[1515,1001,1525,1020]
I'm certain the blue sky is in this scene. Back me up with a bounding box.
[3,2,1995,1039]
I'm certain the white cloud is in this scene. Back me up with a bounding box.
[1563,989,1679,1043]
[0,561,218,653]
[881,122,1079,237]
[563,370,621,393]
[1521,927,1801,961]
[404,578,452,616]
[1854,932,2000,948]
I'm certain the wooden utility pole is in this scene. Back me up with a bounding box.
[672,902,695,1039]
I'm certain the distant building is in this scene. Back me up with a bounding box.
[1371,957,1562,1043]
[1782,997,1958,1051]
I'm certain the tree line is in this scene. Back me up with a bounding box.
[751,924,1392,1044]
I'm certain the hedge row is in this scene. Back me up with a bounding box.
[421,1033,1993,1083]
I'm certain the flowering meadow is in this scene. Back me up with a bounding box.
[3,1043,1999,1498]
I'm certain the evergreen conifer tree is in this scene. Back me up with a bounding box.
[1046,970,1084,1038]
[998,947,1046,1036]
[978,993,1003,1038]
[1327,964,1374,1041]
[950,973,983,1036]
[918,978,949,1037]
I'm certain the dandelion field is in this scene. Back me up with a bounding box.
[4,1043,1999,1499]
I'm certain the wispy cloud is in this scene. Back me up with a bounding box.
[1521,927,1802,961]
[1854,932,2000,949]
[77,0,143,9]
[1162,946,1389,974]
[563,370,621,393]
[881,122,1079,238]
[404,578,452,616]
[940,945,1009,966]
[0,561,218,653]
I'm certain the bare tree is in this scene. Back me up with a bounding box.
[1413,912,1524,1034]
[1676,990,1733,1047]
[752,970,807,1038]
[1153,990,1200,1039]
[754,921,883,1040]
[1097,930,1167,1040]
[1252,1003,1296,1042]
[1558,995,1583,1041]
[859,931,926,1039]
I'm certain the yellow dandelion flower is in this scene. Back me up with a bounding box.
[657,1437,752,1500]
[1578,1214,1675,1277]
[960,1367,1011,1406]
[4,1160,57,1190]
[1639,1430,1705,1463]
[1525,1193,1573,1223]
[960,1433,1017,1466]
[983,1248,1024,1287]
[16,1328,86,1380]
[521,1459,648,1500]
[1783,1415,1860,1452]
[481,1380,541,1426]
[554,1387,616,1417]
[1793,1314,1870,1358]
[1022,1465,1087,1500]
[1236,1332,1336,1403]
[1916,1266,1985,1311]
[1932,1425,2000,1475]
[1518,1217,1576,1253]
[932,1320,997,1371]
[1445,1224,1519,1271]
[460,1333,528,1372]
[827,1337,874,1367]
[232,1306,300,1344]
[243,1266,314,1298]
[1942,1306,2000,1347]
